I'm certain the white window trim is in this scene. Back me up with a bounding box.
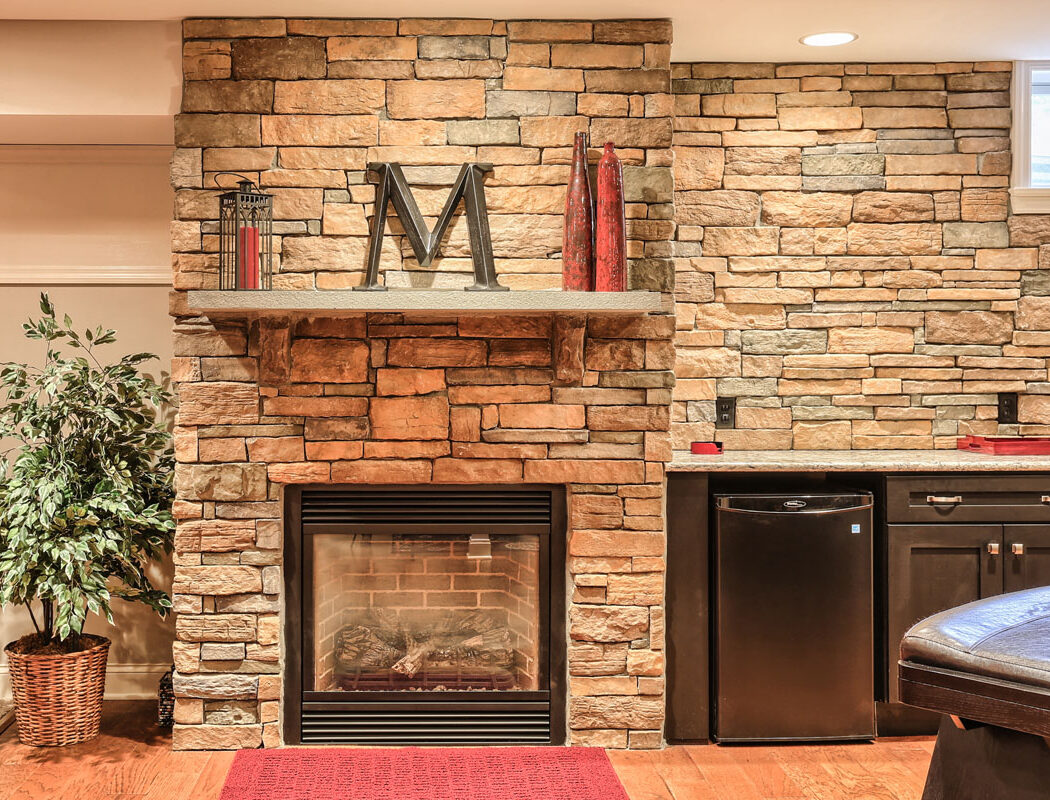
[1011,60,1050,214]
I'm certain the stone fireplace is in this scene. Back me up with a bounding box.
[169,16,676,750]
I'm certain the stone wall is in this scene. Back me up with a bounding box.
[174,17,674,291]
[170,17,675,750]
[670,61,1050,451]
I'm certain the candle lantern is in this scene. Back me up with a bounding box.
[217,174,273,290]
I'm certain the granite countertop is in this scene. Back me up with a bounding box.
[669,449,1050,472]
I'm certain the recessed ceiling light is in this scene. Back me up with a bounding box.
[800,32,858,47]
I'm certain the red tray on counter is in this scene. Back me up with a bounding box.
[957,435,1050,455]
[691,441,724,455]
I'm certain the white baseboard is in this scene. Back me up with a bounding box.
[0,662,171,700]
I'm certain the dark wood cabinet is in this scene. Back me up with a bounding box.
[885,475,1050,708]
[886,524,1001,702]
[1004,525,1050,593]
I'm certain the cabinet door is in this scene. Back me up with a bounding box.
[1004,525,1050,593]
[886,524,1002,702]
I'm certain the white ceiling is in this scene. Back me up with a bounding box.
[3,0,1050,62]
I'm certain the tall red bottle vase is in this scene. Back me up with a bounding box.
[595,142,627,292]
[562,131,594,291]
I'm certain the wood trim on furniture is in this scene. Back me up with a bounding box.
[899,660,1050,738]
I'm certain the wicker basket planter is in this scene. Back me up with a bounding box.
[4,634,110,746]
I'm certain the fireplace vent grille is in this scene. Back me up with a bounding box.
[300,701,551,745]
[300,488,552,527]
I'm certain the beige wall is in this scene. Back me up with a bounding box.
[0,146,172,283]
[0,20,180,145]
[0,285,175,699]
[0,20,177,698]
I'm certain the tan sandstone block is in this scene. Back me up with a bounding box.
[176,614,256,642]
[175,464,267,502]
[1019,395,1050,424]
[508,21,593,42]
[261,115,377,146]
[926,311,1014,343]
[569,606,649,643]
[175,114,261,148]
[370,396,450,440]
[273,80,386,114]
[761,192,853,227]
[702,227,780,256]
[852,192,934,223]
[178,382,259,425]
[846,223,941,255]
[289,339,369,383]
[885,154,978,175]
[674,148,725,190]
[701,94,777,118]
[1016,297,1050,330]
[173,566,261,595]
[828,327,915,353]
[387,80,486,119]
[551,44,643,69]
[793,420,852,449]
[175,520,255,553]
[778,106,863,130]
[327,36,417,61]
[331,459,433,484]
[184,41,231,81]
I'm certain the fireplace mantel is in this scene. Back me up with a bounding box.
[185,290,666,317]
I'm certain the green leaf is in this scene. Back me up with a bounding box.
[0,296,174,643]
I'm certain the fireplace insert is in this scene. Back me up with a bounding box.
[283,485,566,745]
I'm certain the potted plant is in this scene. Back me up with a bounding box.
[0,294,174,746]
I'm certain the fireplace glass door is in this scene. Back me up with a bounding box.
[288,486,565,745]
[310,533,543,693]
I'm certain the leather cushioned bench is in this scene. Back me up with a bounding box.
[899,586,1050,800]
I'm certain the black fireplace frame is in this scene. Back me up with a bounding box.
[282,484,567,745]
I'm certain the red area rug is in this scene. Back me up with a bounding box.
[219,746,629,800]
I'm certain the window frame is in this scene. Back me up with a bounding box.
[1011,60,1050,214]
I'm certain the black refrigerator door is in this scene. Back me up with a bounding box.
[714,494,875,742]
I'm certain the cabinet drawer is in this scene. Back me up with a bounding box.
[886,475,1050,524]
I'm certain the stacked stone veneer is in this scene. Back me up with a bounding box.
[170,17,675,750]
[671,61,1050,451]
[173,17,674,291]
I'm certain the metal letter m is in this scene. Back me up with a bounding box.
[356,162,506,291]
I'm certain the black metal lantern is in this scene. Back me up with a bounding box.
[217,173,273,290]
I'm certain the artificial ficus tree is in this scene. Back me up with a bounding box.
[0,294,175,648]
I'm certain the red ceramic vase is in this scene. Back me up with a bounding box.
[562,131,594,291]
[595,142,627,292]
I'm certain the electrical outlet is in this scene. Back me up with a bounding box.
[715,397,736,429]
[998,392,1019,424]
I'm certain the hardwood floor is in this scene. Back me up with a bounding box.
[0,702,934,800]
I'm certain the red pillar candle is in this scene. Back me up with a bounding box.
[237,225,260,289]
[595,142,627,292]
[562,131,594,291]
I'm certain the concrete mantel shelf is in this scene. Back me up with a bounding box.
[186,289,667,316]
[670,450,1050,472]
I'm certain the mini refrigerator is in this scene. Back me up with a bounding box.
[713,492,875,742]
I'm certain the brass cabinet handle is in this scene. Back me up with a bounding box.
[927,495,963,505]
[1012,543,1026,556]
[987,542,1001,555]
[1042,496,1050,505]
